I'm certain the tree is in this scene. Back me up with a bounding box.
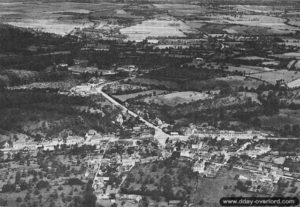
[24,192,31,202]
[16,197,22,203]
[15,171,21,184]
[36,180,50,189]
[80,180,96,207]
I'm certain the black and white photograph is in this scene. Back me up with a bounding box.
[0,0,300,206]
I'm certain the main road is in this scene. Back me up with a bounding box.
[95,82,169,147]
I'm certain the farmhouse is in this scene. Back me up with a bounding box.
[116,65,138,73]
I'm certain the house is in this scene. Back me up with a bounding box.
[122,158,136,168]
[3,142,11,149]
[68,65,99,76]
[74,59,88,66]
[86,129,98,137]
[56,63,69,71]
[193,160,205,174]
[116,65,138,73]
[43,145,55,151]
[189,57,205,68]
[65,136,85,146]
[118,194,142,203]
[180,150,193,159]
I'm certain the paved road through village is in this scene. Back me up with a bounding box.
[95,82,169,146]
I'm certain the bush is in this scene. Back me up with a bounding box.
[67,178,83,185]
[36,180,50,189]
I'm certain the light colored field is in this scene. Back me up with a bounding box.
[233,5,283,14]
[207,14,299,34]
[153,3,202,10]
[227,65,274,74]
[235,56,273,61]
[6,19,93,35]
[120,16,192,42]
[287,18,300,27]
[54,9,92,14]
[271,52,300,59]
[153,3,206,16]
[7,80,79,91]
[287,78,300,89]
[262,61,280,66]
[144,91,214,106]
[249,70,300,84]
[0,1,125,35]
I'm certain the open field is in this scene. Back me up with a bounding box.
[271,52,300,59]
[235,56,273,61]
[232,5,283,14]
[113,90,167,102]
[249,70,300,85]
[120,15,193,42]
[7,80,81,91]
[287,78,300,89]
[215,76,264,89]
[226,65,274,74]
[6,19,93,36]
[209,14,299,34]
[144,91,214,106]
[132,76,264,91]
[0,1,126,35]
[153,3,206,17]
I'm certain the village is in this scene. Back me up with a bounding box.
[2,0,300,206]
[1,105,300,207]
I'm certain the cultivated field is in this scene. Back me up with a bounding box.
[0,1,126,35]
[120,15,193,42]
[287,78,300,89]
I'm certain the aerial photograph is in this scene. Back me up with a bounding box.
[1,0,300,206]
